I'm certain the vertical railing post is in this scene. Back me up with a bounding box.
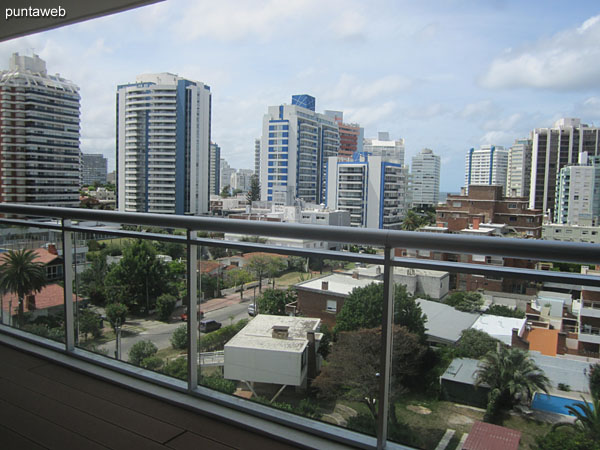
[187,230,198,389]
[377,246,394,449]
[62,220,75,352]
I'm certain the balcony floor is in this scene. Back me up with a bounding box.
[0,342,303,450]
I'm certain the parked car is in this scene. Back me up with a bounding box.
[248,303,257,316]
[181,309,204,321]
[199,319,221,333]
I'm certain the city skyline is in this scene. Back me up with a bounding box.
[1,1,599,191]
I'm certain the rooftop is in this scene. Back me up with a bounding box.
[416,299,479,345]
[295,273,381,296]
[225,314,321,353]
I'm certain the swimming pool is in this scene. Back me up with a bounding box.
[531,393,592,416]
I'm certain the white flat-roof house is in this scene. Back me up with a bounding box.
[224,315,322,389]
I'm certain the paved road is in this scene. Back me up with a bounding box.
[99,293,257,360]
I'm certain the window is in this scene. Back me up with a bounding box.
[509,216,517,222]
[326,300,337,313]
[452,201,461,207]
[508,203,517,209]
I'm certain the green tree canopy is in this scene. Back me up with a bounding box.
[589,363,600,400]
[456,328,503,359]
[333,282,427,338]
[105,302,127,330]
[128,340,158,366]
[475,346,551,423]
[485,304,526,319]
[313,326,426,418]
[104,239,174,314]
[255,288,296,316]
[79,252,108,305]
[446,291,484,313]
[553,396,600,442]
[246,254,284,293]
[0,249,47,324]
[246,174,260,203]
[226,268,252,300]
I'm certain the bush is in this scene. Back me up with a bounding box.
[446,291,483,312]
[141,356,163,371]
[199,319,248,352]
[128,340,158,366]
[156,293,177,322]
[171,325,188,350]
[485,304,526,319]
[200,375,237,394]
[456,328,503,359]
[558,383,571,392]
[162,357,187,380]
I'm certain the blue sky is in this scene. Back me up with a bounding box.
[2,0,600,192]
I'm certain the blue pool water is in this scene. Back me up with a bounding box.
[531,393,593,416]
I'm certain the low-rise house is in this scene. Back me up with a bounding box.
[294,274,381,327]
[416,299,479,346]
[1,283,81,323]
[224,315,322,390]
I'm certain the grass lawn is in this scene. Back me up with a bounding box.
[275,270,332,287]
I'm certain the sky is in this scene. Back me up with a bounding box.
[1,0,600,192]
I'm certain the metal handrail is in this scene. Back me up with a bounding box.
[0,203,598,263]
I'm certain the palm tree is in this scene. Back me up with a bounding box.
[475,346,550,422]
[552,395,600,441]
[400,210,423,231]
[0,249,47,326]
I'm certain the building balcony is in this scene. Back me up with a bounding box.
[581,301,600,318]
[578,325,600,345]
[0,204,598,450]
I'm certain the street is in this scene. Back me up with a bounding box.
[99,292,258,360]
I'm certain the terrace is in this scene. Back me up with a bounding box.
[0,203,598,449]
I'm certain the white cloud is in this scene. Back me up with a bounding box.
[330,10,367,42]
[344,101,397,128]
[460,100,495,119]
[480,14,600,90]
[324,74,412,106]
[404,103,449,120]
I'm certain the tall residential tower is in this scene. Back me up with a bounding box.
[411,148,440,207]
[0,53,80,207]
[464,145,508,194]
[116,73,211,214]
[260,95,339,204]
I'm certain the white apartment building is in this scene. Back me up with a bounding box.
[116,73,211,214]
[0,53,80,207]
[260,95,339,204]
[464,145,508,194]
[543,223,600,244]
[554,154,600,225]
[219,158,235,193]
[254,138,260,180]
[506,138,532,198]
[326,153,405,229]
[363,132,405,163]
[230,168,254,192]
[530,118,600,216]
[411,148,440,207]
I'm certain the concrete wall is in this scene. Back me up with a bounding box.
[224,345,305,386]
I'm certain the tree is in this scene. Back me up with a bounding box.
[226,268,252,300]
[475,346,550,423]
[246,174,260,203]
[78,309,102,340]
[333,282,427,339]
[128,340,158,366]
[220,185,231,198]
[104,239,174,314]
[553,397,600,442]
[446,291,483,312]
[162,357,187,380]
[317,323,332,359]
[266,256,287,289]
[246,254,277,293]
[485,304,526,319]
[456,328,503,359]
[0,249,47,325]
[170,325,187,350]
[156,293,177,322]
[400,210,423,231]
[105,302,127,330]
[313,326,426,418]
[255,288,296,315]
[79,252,108,305]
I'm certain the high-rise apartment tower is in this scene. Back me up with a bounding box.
[116,73,211,214]
[411,148,440,207]
[0,53,80,207]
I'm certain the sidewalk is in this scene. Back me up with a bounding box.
[200,291,254,313]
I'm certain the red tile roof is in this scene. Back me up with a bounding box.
[0,248,60,266]
[1,284,80,314]
[197,260,224,274]
[462,421,521,450]
[242,252,289,260]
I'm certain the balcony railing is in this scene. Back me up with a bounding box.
[0,203,600,450]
